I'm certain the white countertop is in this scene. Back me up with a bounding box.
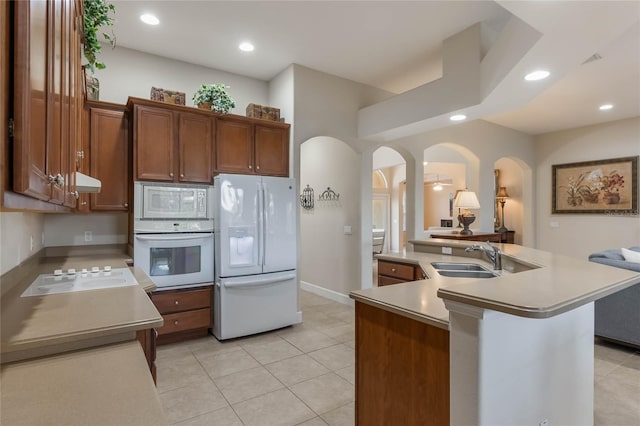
[1,253,163,361]
[350,239,640,327]
[1,341,168,426]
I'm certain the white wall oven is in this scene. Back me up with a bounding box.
[134,182,214,290]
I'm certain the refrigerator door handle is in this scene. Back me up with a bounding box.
[222,274,296,288]
[135,233,213,241]
[258,181,266,267]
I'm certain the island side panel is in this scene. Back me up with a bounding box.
[447,302,595,426]
[355,301,449,426]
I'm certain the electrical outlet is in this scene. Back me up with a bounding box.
[84,231,92,242]
[30,235,34,251]
[442,246,452,255]
[41,231,45,246]
[343,225,352,235]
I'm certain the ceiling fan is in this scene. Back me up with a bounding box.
[429,174,453,191]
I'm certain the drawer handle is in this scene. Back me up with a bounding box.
[391,268,396,272]
[174,300,179,305]
[174,320,179,326]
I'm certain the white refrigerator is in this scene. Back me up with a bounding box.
[213,174,300,340]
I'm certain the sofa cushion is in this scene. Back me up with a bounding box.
[622,247,640,263]
[589,247,640,272]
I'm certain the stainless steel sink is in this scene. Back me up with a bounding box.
[437,270,496,279]
[431,262,486,271]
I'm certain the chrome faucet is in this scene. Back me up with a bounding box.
[465,241,502,271]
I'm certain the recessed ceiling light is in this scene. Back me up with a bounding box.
[524,70,550,81]
[450,114,467,121]
[140,14,159,25]
[239,42,255,52]
[599,104,613,111]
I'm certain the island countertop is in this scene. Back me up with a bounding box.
[350,239,640,326]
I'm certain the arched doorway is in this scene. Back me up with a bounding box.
[373,147,406,253]
[372,170,390,254]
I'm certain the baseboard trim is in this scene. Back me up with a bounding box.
[300,281,355,307]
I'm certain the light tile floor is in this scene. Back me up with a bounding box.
[156,289,640,426]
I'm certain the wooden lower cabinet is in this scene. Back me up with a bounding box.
[136,328,157,384]
[377,260,426,286]
[355,301,449,425]
[151,286,212,344]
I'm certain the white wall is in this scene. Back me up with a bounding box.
[43,213,128,247]
[392,120,536,241]
[300,137,361,296]
[93,44,269,111]
[0,212,44,275]
[535,117,640,258]
[292,65,392,294]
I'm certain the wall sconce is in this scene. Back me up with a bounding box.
[454,189,481,235]
[496,186,510,232]
[300,184,314,210]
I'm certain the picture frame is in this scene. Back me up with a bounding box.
[552,156,638,214]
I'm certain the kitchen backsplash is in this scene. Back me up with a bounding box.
[44,213,128,248]
[0,212,44,275]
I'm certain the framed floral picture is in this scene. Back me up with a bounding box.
[552,156,638,214]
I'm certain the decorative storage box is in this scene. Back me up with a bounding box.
[150,87,186,105]
[246,103,281,121]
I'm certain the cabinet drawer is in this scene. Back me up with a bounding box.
[378,261,415,281]
[157,308,211,335]
[151,287,211,314]
[378,275,407,286]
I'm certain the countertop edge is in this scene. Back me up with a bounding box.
[437,273,640,319]
[350,291,449,330]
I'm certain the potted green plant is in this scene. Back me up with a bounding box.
[83,0,116,99]
[192,84,236,114]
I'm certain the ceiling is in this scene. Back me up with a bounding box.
[108,1,640,136]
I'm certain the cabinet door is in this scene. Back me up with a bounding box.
[13,0,51,201]
[254,125,289,176]
[47,0,65,205]
[178,112,213,183]
[215,118,253,174]
[90,108,129,210]
[63,0,79,208]
[135,105,175,181]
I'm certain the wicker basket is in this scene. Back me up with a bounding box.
[150,87,186,105]
[246,103,281,121]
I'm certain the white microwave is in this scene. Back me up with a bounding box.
[134,182,213,222]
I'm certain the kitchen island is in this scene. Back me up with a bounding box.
[350,239,640,426]
[0,246,167,425]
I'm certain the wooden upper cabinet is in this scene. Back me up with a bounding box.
[215,118,253,174]
[13,0,52,201]
[215,118,290,177]
[178,112,213,183]
[12,0,81,208]
[255,125,289,177]
[129,97,290,182]
[89,106,129,210]
[134,105,175,182]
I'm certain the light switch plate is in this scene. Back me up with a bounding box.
[343,225,352,235]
